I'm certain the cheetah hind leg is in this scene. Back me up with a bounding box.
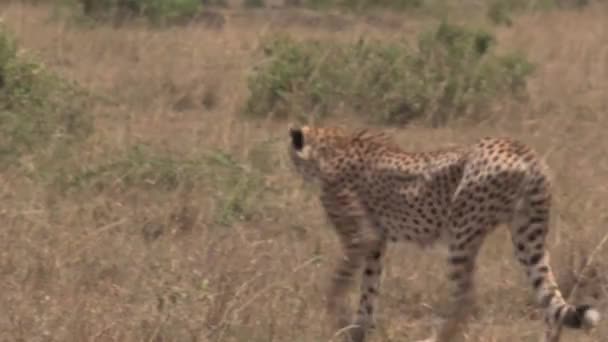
[417,223,486,342]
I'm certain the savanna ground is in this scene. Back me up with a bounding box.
[1,1,608,341]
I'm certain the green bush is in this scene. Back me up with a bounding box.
[66,0,203,25]
[244,0,265,8]
[291,0,423,11]
[0,25,92,169]
[141,0,202,24]
[341,0,423,11]
[245,22,534,126]
[297,0,586,14]
[487,0,517,26]
[487,0,590,26]
[54,144,268,225]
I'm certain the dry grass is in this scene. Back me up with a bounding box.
[1,2,608,342]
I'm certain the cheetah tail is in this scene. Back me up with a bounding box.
[561,304,600,330]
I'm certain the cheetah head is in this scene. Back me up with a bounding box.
[288,125,351,183]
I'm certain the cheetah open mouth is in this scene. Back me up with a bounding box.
[290,128,304,151]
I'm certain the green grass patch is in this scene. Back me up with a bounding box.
[52,143,273,226]
[243,0,266,8]
[0,24,92,169]
[59,0,208,26]
[284,0,588,16]
[301,0,423,11]
[487,0,590,26]
[245,22,534,126]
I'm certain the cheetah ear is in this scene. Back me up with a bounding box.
[289,126,313,160]
[289,127,304,151]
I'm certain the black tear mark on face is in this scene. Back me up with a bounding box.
[290,128,304,151]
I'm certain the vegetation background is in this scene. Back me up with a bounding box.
[0,0,607,341]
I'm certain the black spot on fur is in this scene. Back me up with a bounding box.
[517,225,529,234]
[449,256,469,264]
[530,199,547,207]
[529,253,543,265]
[530,216,545,225]
[448,272,462,280]
[527,229,543,242]
[337,269,353,278]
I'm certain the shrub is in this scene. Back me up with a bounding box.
[244,0,265,8]
[487,0,590,26]
[291,0,587,14]
[341,0,423,11]
[291,0,423,11]
[245,22,534,126]
[0,25,92,169]
[66,0,203,25]
[53,144,268,225]
[141,0,202,24]
[487,0,518,26]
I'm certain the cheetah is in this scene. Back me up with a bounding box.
[287,125,600,342]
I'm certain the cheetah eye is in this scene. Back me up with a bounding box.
[290,128,304,151]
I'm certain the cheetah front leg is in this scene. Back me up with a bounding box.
[327,230,367,334]
[322,189,382,342]
[349,239,387,342]
[326,217,382,342]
